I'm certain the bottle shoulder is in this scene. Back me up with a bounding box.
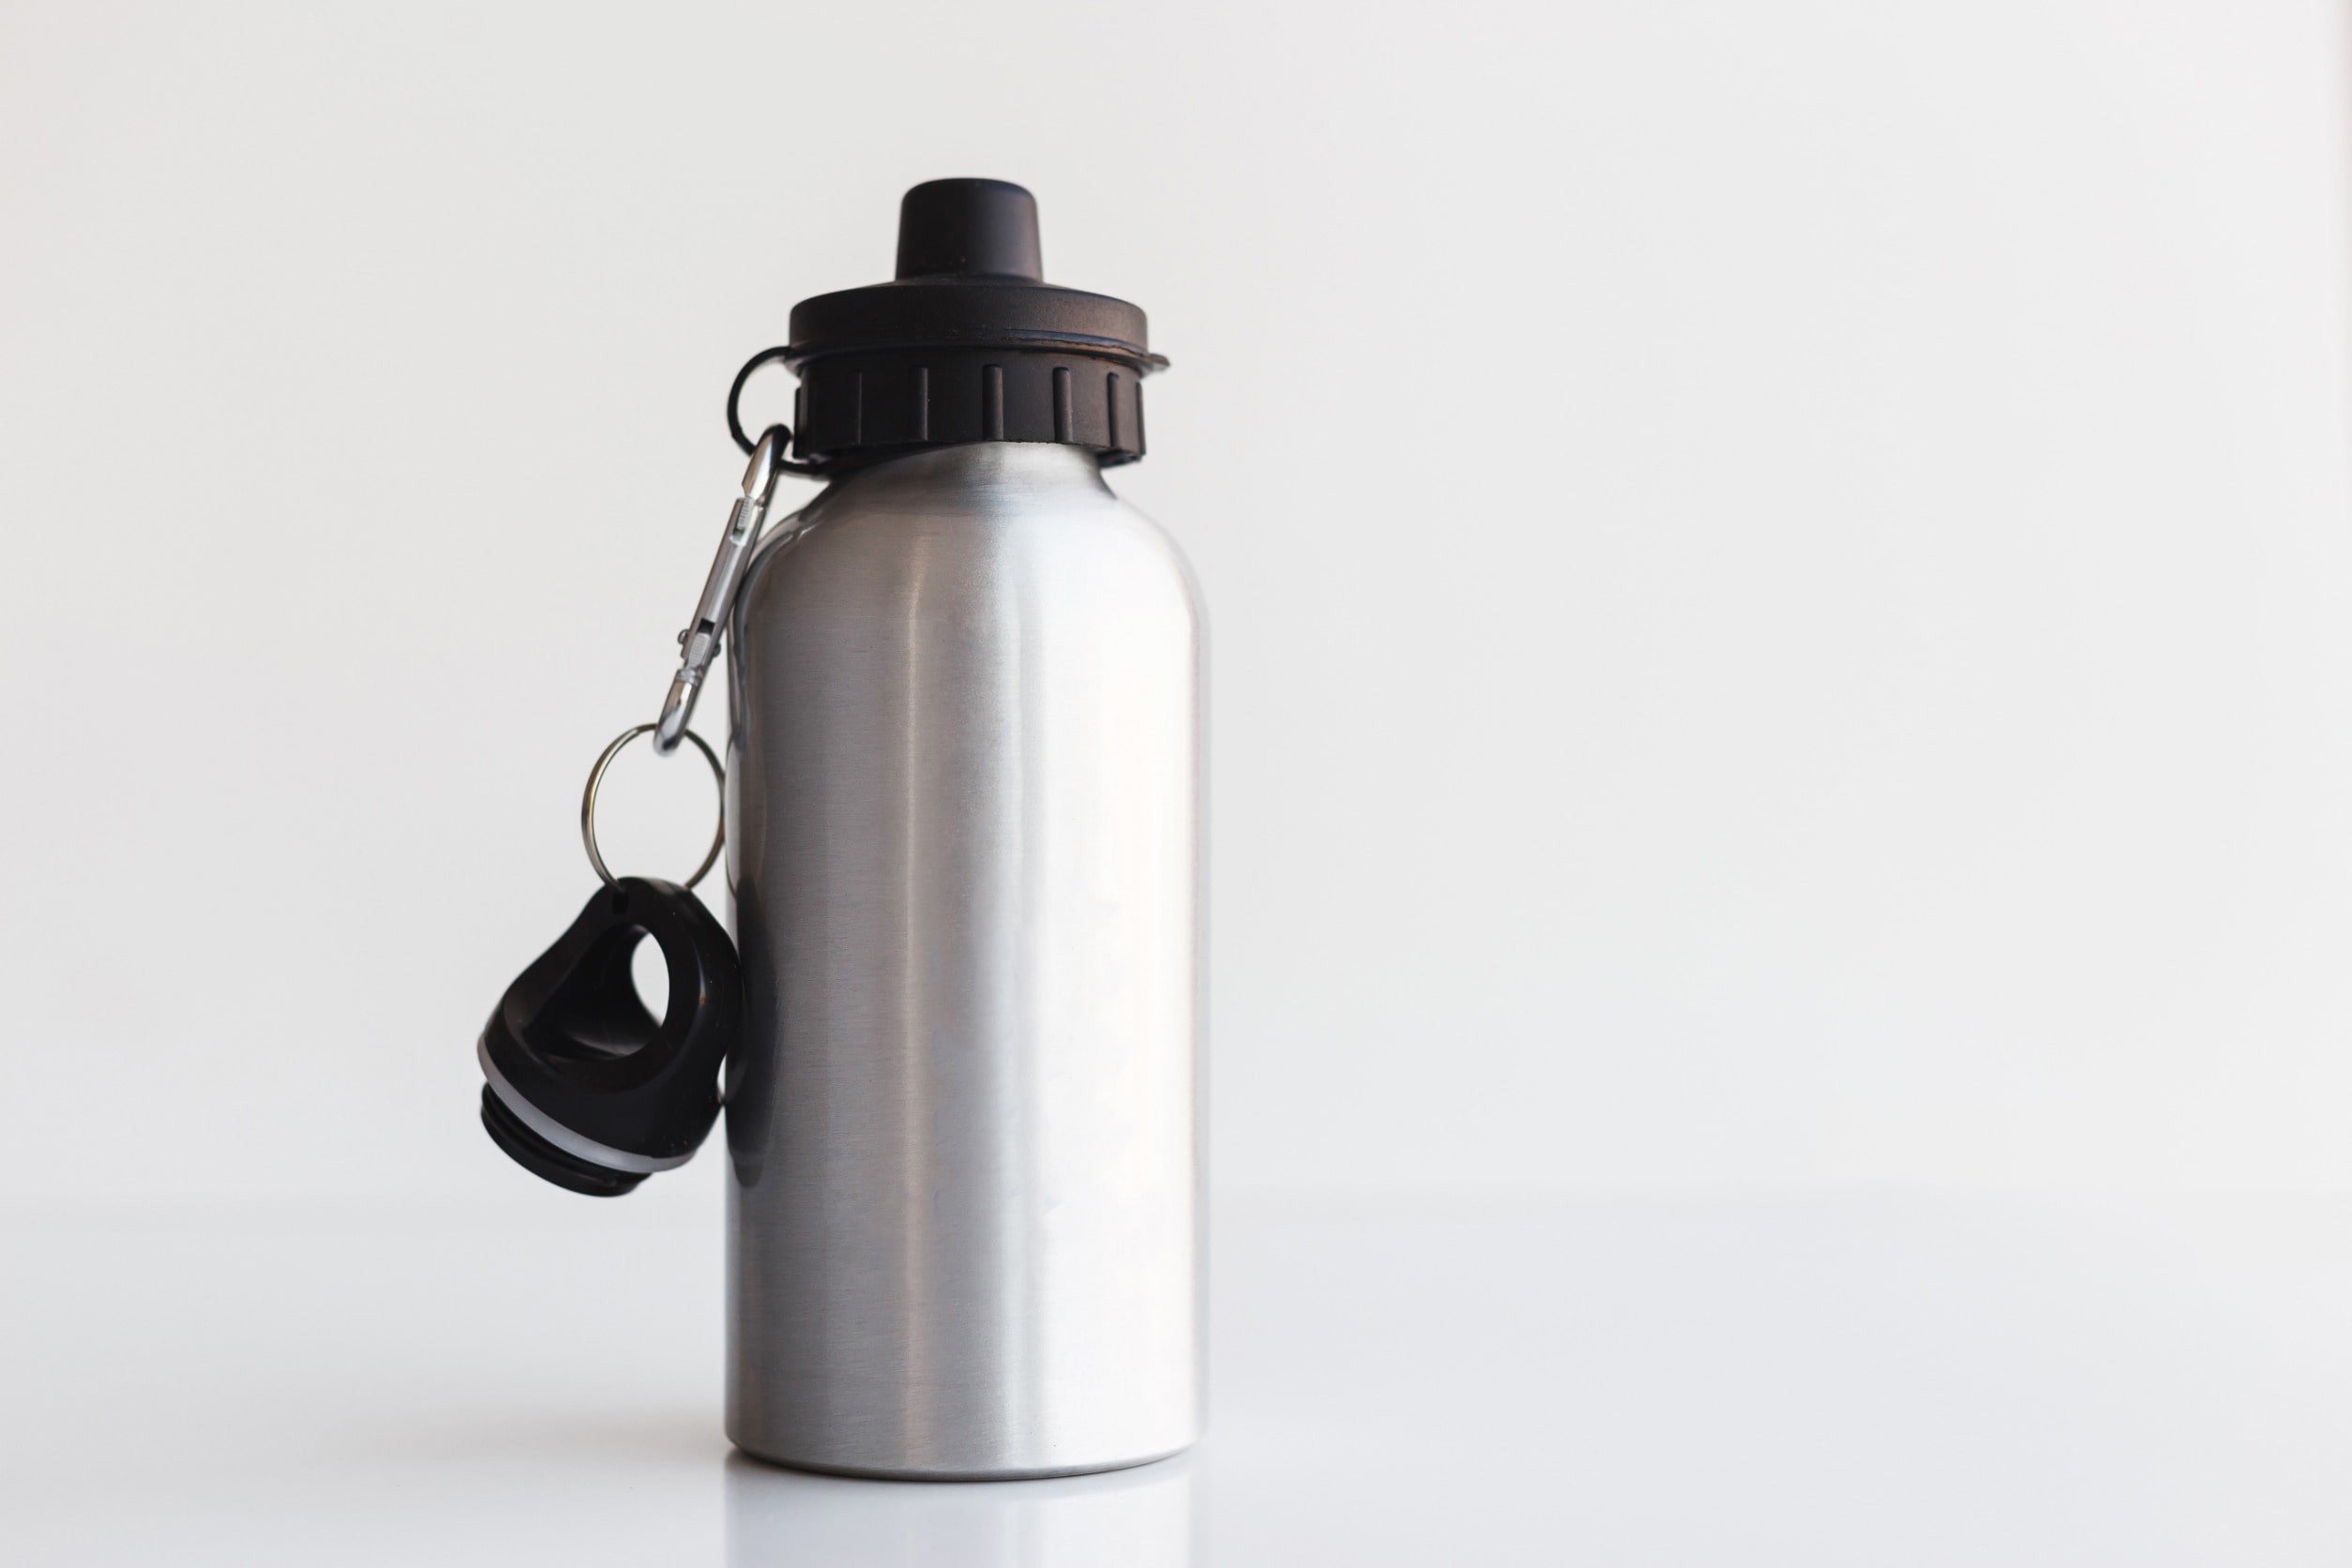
[741,446,1199,626]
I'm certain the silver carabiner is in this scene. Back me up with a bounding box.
[653,425,794,754]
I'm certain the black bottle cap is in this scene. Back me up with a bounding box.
[774,179,1165,470]
[475,878,740,1198]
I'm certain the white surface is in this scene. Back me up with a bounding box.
[6,1193,2351,1565]
[5,1,2352,1209]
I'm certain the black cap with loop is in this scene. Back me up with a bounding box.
[730,178,1166,470]
[478,878,740,1196]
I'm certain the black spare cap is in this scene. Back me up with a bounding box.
[754,178,1165,471]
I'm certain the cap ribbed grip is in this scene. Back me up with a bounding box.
[792,352,1147,464]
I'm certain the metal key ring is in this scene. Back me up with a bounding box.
[581,724,725,890]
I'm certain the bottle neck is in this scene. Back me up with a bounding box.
[822,440,1113,504]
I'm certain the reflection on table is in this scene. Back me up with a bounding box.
[725,1449,1199,1568]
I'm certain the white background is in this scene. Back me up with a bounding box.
[8,5,2352,1562]
[4,2,2350,1208]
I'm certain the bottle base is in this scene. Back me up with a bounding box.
[726,1436,1198,1484]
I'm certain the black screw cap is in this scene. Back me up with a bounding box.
[774,179,1165,471]
[475,877,739,1197]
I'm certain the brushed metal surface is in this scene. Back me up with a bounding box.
[722,442,1204,1478]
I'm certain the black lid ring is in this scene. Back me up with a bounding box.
[580,724,725,890]
[727,346,795,457]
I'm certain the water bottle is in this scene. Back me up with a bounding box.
[474,178,1203,1480]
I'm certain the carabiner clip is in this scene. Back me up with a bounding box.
[654,425,793,754]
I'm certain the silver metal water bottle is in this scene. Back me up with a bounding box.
[472,178,1197,1479]
[717,181,1202,1478]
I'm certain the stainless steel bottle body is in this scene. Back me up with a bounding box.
[722,442,1204,1479]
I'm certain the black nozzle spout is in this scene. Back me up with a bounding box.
[895,178,1044,281]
